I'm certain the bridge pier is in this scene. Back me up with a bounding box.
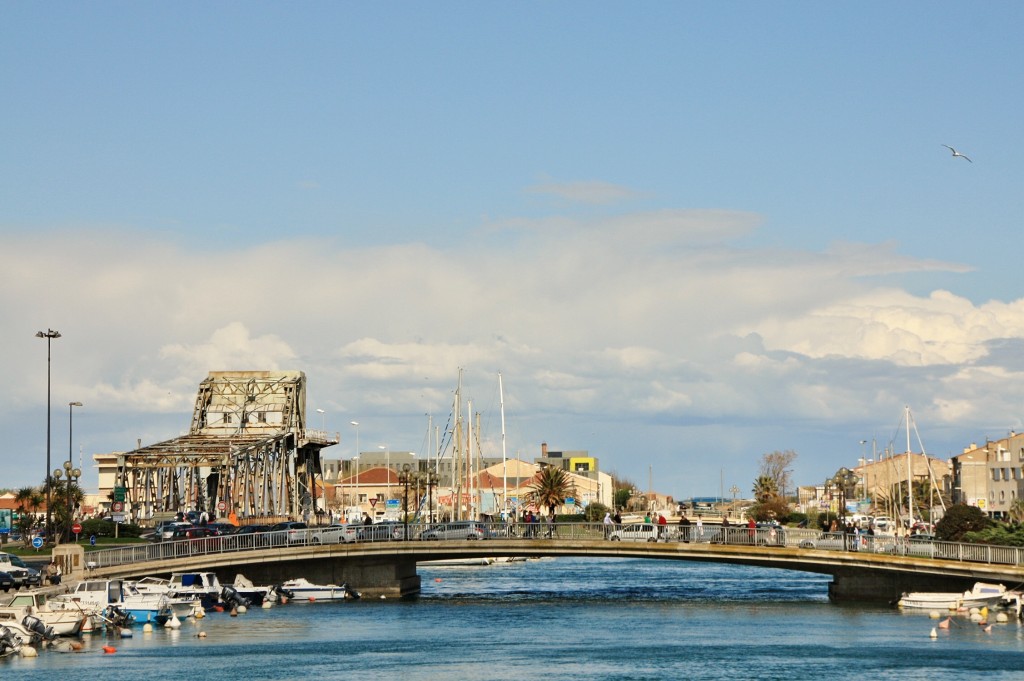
[827,568,978,603]
[211,557,421,599]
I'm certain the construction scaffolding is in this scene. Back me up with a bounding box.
[115,371,338,521]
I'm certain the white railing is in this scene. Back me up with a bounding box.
[80,523,1024,572]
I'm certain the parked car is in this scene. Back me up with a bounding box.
[798,532,849,550]
[358,521,405,542]
[0,570,14,592]
[167,525,220,541]
[608,523,661,543]
[420,521,489,540]
[156,521,193,541]
[270,521,308,543]
[235,524,272,535]
[886,534,941,558]
[207,522,239,535]
[0,552,41,588]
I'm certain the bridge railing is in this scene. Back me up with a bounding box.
[79,522,1024,572]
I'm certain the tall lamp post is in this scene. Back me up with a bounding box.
[316,408,325,431]
[398,463,412,539]
[68,401,82,541]
[350,421,360,517]
[379,444,390,499]
[36,328,61,542]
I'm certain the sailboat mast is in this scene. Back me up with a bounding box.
[906,405,913,524]
[499,372,507,519]
[467,398,473,521]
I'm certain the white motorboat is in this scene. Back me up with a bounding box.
[277,578,360,601]
[226,574,275,605]
[898,582,1007,610]
[0,590,89,636]
[168,571,223,609]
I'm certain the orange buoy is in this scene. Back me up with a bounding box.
[213,605,224,612]
[308,596,316,602]
[434,578,442,582]
[102,645,117,654]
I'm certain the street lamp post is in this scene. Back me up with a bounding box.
[316,408,325,432]
[36,328,61,543]
[379,445,389,499]
[427,471,438,524]
[398,463,412,539]
[350,421,360,518]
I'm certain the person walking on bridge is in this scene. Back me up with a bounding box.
[603,512,613,539]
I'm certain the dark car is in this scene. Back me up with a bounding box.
[207,522,239,535]
[0,570,15,592]
[235,524,272,535]
[168,525,220,540]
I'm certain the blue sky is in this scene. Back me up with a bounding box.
[2,3,1023,500]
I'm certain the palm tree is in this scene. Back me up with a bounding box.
[752,475,778,503]
[528,466,577,516]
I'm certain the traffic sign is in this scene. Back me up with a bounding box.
[113,486,127,502]
[217,501,226,511]
[32,536,43,549]
[72,522,82,535]
[111,501,124,512]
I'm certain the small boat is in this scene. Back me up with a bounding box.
[898,582,1007,610]
[227,574,275,606]
[424,557,496,566]
[0,590,89,636]
[168,572,223,609]
[277,578,360,601]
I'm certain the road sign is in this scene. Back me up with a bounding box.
[32,536,43,549]
[113,486,127,502]
[369,498,377,507]
[111,501,124,512]
[217,501,226,511]
[112,514,126,523]
[72,522,82,535]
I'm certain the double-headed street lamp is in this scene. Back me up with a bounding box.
[36,328,61,542]
[53,460,81,543]
[398,463,413,539]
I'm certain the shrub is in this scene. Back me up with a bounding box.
[81,517,143,538]
[935,504,992,542]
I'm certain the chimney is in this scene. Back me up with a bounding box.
[541,442,548,457]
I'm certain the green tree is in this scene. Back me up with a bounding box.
[528,466,577,516]
[758,450,797,500]
[935,504,992,542]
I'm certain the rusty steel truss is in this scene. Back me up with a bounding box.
[116,371,337,521]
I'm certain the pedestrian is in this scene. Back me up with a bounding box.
[363,512,373,526]
[657,513,667,539]
[603,511,613,539]
[746,517,756,544]
[545,513,554,538]
[678,513,691,543]
[613,511,622,527]
[695,514,704,541]
[54,562,62,585]
[45,561,58,585]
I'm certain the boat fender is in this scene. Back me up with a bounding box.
[102,645,117,654]
[237,605,247,614]
[929,628,937,639]
[20,645,38,658]
[120,628,133,638]
[198,631,207,638]
[143,623,154,634]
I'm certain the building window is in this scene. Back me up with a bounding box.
[993,469,1001,481]
[1000,490,1006,502]
[257,412,267,423]
[223,413,232,424]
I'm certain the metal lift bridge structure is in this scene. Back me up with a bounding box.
[115,371,338,521]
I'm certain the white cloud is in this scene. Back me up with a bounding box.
[526,180,644,204]
[4,210,1024,492]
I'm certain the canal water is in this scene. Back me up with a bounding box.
[7,557,1024,680]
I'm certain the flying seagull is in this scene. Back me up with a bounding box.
[942,144,972,162]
